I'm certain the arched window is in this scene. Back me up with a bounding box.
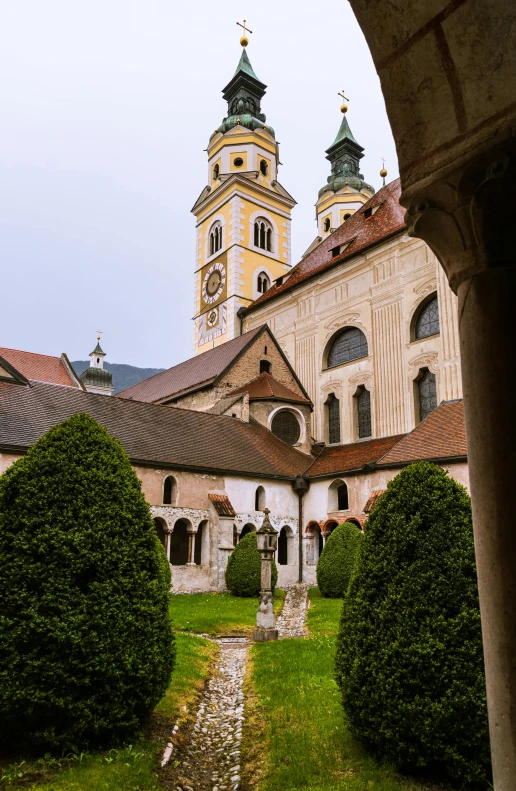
[254,218,273,252]
[328,479,349,511]
[355,386,372,439]
[163,475,177,505]
[194,522,204,565]
[344,213,352,220]
[326,327,368,368]
[213,163,220,179]
[260,359,271,374]
[259,159,268,176]
[271,411,301,445]
[257,272,270,293]
[414,295,440,340]
[278,526,294,565]
[255,486,266,511]
[169,519,189,566]
[337,483,349,511]
[209,221,223,256]
[323,217,331,232]
[326,393,340,444]
[417,368,437,422]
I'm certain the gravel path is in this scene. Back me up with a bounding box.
[276,583,309,638]
[169,587,309,789]
[172,638,247,791]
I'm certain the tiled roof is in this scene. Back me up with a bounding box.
[244,179,405,313]
[208,493,236,517]
[378,400,467,466]
[0,348,79,388]
[117,327,265,403]
[307,434,405,478]
[0,379,309,479]
[363,489,385,513]
[229,372,310,404]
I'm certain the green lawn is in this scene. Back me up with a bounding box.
[169,589,285,635]
[245,588,442,791]
[0,632,216,790]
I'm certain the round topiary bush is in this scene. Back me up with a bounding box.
[225,531,278,597]
[335,462,491,788]
[0,413,176,753]
[316,521,364,598]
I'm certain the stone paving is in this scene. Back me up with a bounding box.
[172,638,247,791]
[168,586,309,790]
[276,583,309,638]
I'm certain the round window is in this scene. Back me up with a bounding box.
[271,411,300,445]
[233,157,244,167]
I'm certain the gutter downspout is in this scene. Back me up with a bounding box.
[292,475,310,583]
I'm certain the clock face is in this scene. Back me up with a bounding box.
[202,263,226,304]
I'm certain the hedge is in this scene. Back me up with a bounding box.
[335,462,491,788]
[225,531,278,597]
[0,413,175,753]
[316,521,364,598]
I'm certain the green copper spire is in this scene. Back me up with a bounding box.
[318,110,374,198]
[233,48,259,81]
[211,49,275,140]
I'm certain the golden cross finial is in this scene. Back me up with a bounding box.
[338,89,349,114]
[96,329,102,342]
[237,19,252,47]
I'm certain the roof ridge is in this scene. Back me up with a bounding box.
[0,347,62,360]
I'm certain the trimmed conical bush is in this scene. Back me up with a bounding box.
[335,462,491,788]
[316,521,364,598]
[0,413,175,753]
[225,531,278,597]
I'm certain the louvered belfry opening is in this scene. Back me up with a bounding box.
[418,368,437,421]
[327,327,368,368]
[415,295,440,339]
[271,411,300,445]
[327,393,341,444]
[357,387,372,438]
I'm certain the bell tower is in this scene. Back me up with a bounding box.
[316,93,375,240]
[191,27,296,355]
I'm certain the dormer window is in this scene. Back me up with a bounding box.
[363,207,373,219]
[260,159,268,176]
[331,245,341,258]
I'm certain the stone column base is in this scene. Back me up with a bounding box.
[253,627,278,642]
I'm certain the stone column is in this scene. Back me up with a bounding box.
[217,516,235,589]
[186,526,197,566]
[402,142,516,791]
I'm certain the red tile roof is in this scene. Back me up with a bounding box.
[378,400,467,466]
[0,348,79,388]
[229,372,310,404]
[0,380,309,479]
[117,327,265,403]
[307,434,405,478]
[363,489,385,513]
[208,493,236,517]
[244,179,405,313]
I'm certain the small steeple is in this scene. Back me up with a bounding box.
[212,30,275,140]
[80,332,114,396]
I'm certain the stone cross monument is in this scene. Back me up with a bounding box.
[253,508,279,642]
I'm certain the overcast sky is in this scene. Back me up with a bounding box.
[1,1,398,369]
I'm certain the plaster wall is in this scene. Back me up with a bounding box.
[134,465,224,509]
[243,233,461,443]
[0,451,22,474]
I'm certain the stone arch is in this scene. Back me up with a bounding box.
[322,519,339,538]
[194,519,209,566]
[169,518,191,566]
[305,521,323,564]
[240,523,256,540]
[153,517,167,551]
[268,405,306,447]
[255,486,266,511]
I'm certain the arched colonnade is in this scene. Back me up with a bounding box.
[151,507,210,567]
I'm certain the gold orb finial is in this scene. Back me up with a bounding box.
[380,168,387,178]
[340,103,348,114]
[338,89,349,115]
[237,19,252,48]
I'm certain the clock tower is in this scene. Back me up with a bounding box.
[191,37,296,354]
